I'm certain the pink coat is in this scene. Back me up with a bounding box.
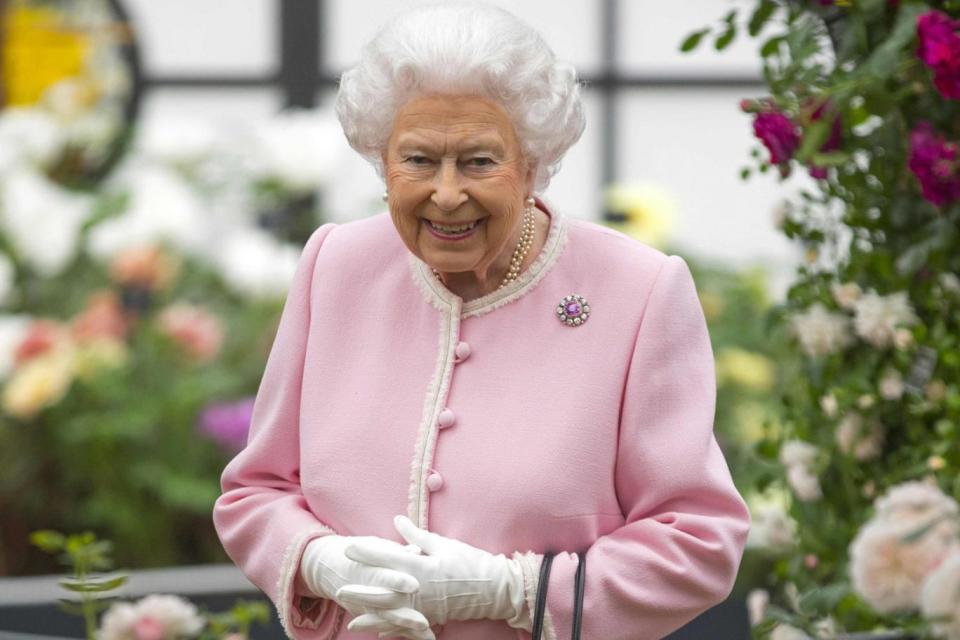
[212,198,751,640]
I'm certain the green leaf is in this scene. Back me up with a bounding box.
[837,14,869,61]
[902,514,953,543]
[59,574,128,593]
[715,22,738,51]
[809,151,850,166]
[796,120,831,163]
[861,3,930,79]
[680,28,710,52]
[798,583,851,612]
[57,598,114,615]
[760,35,787,58]
[748,0,777,37]
[895,221,956,275]
[30,530,66,553]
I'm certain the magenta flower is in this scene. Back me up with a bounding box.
[916,11,960,100]
[198,397,256,452]
[908,121,960,207]
[753,111,801,166]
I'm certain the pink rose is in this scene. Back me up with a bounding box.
[157,303,224,364]
[908,121,960,207]
[753,110,801,166]
[916,11,960,100]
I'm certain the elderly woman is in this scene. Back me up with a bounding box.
[213,3,750,639]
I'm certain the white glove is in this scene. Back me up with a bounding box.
[299,534,435,639]
[336,515,527,628]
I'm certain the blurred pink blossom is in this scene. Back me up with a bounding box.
[157,303,224,364]
[908,121,960,207]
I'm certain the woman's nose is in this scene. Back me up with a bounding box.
[430,160,468,211]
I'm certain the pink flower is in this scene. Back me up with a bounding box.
[753,110,801,166]
[916,11,960,100]
[132,617,165,640]
[14,320,71,367]
[917,11,960,68]
[98,595,205,640]
[198,397,255,452]
[71,290,130,343]
[156,303,224,364]
[908,121,960,207]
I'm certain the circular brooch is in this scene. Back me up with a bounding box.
[557,294,590,326]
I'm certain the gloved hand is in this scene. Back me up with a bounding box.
[299,534,435,639]
[336,515,527,629]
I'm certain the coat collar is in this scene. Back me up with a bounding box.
[408,196,569,318]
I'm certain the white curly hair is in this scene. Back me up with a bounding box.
[335,1,586,193]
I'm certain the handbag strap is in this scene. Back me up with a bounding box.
[532,551,587,640]
[531,551,556,640]
[571,551,586,639]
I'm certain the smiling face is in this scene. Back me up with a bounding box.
[382,93,536,289]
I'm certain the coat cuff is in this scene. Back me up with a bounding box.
[277,526,345,639]
[511,551,557,640]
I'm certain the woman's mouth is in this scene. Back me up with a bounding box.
[424,218,484,240]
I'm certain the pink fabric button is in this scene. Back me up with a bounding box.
[454,341,471,362]
[438,408,456,429]
[427,471,444,492]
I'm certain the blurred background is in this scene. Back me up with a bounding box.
[0,0,803,636]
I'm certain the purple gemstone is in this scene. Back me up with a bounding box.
[565,301,582,316]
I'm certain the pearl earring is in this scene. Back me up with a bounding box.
[526,196,535,207]
[382,191,389,202]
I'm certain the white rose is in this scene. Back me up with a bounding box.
[852,290,918,348]
[214,226,301,300]
[780,440,818,468]
[0,169,92,277]
[921,552,960,640]
[790,303,852,358]
[850,510,959,613]
[787,465,823,502]
[830,281,862,310]
[820,393,838,418]
[879,369,904,400]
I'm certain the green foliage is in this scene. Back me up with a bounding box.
[684,0,960,637]
[30,530,127,639]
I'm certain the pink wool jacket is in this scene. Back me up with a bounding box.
[212,198,751,640]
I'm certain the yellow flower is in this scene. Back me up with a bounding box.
[716,347,776,392]
[2,4,91,107]
[72,337,129,382]
[603,182,678,249]
[699,292,725,322]
[2,347,75,419]
[733,400,772,444]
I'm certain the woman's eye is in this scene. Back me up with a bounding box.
[468,157,495,167]
[406,156,432,165]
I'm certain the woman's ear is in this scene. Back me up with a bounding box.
[524,160,538,195]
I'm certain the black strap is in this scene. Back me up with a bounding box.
[531,551,556,640]
[571,551,586,639]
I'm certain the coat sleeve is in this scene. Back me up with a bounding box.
[212,223,346,640]
[541,254,751,640]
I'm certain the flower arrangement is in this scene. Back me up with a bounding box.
[683,0,960,637]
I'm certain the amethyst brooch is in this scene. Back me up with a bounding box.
[557,294,590,326]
